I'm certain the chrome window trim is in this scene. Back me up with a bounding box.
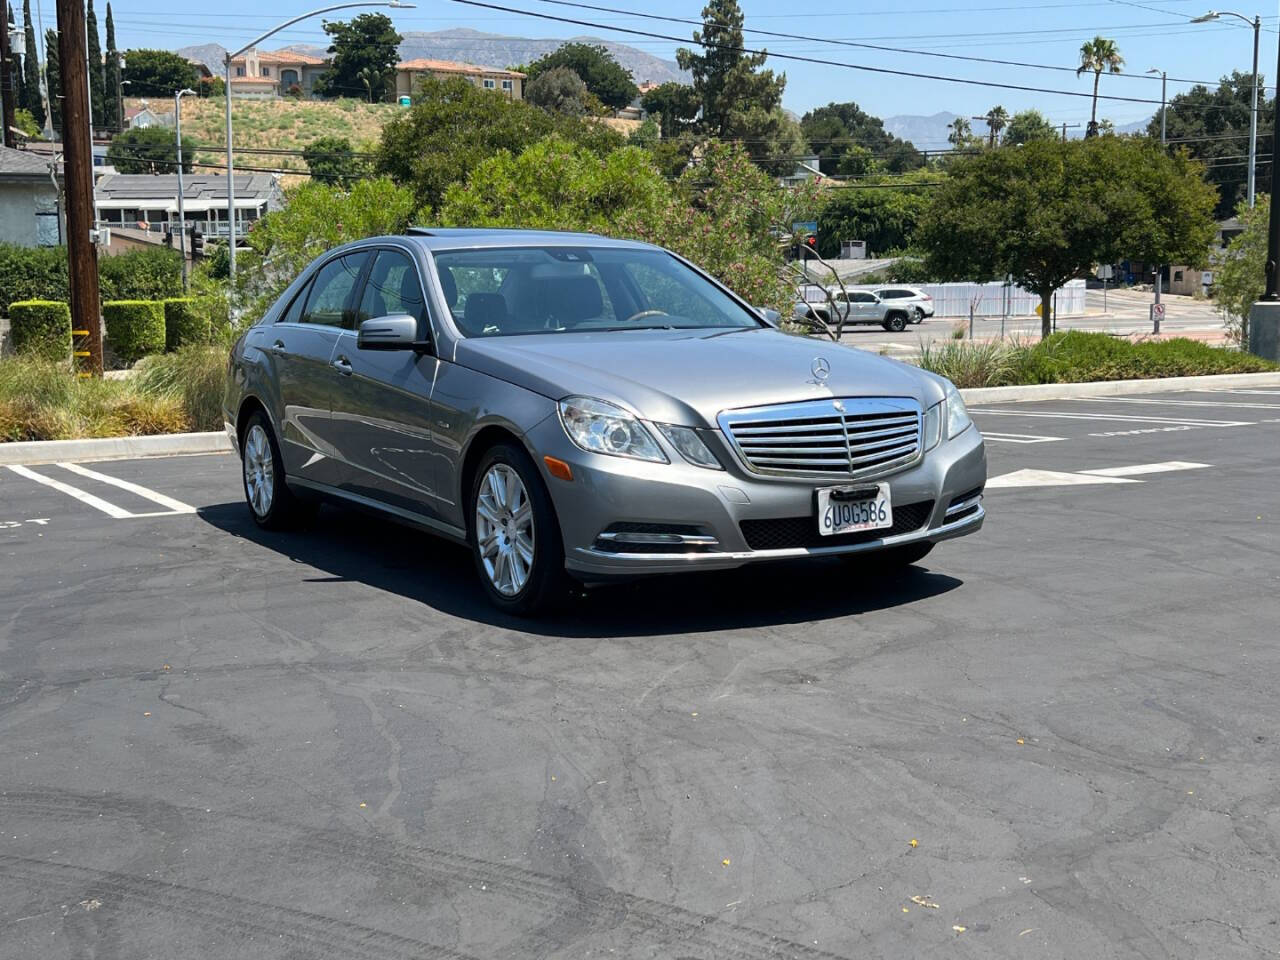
[717,397,924,481]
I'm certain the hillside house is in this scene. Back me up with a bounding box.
[229,48,329,99]
[393,59,525,102]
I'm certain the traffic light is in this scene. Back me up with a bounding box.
[189,226,205,258]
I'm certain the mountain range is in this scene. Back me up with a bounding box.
[179,28,686,86]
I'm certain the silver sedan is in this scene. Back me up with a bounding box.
[224,229,985,614]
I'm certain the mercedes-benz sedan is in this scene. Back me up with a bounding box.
[224,229,985,614]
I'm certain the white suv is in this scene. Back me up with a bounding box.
[874,286,934,323]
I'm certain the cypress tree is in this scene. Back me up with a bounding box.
[22,0,44,127]
[44,27,59,136]
[103,3,119,130]
[86,0,105,126]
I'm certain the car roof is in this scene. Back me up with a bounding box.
[403,227,656,251]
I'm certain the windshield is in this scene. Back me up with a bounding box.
[431,246,764,337]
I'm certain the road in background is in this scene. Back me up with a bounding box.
[846,289,1226,359]
[2,386,1277,959]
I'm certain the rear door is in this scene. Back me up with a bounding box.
[850,291,878,322]
[267,252,368,486]
[329,247,443,521]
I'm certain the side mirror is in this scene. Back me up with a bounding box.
[357,314,431,353]
[755,306,781,327]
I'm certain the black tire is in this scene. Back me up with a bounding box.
[240,411,316,530]
[883,313,907,333]
[840,541,934,572]
[468,442,569,616]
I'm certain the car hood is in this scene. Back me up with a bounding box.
[453,327,944,426]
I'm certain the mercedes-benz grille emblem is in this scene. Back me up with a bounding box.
[833,400,845,413]
[810,357,831,381]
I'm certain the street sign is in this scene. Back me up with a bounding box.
[1151,302,1165,334]
[1097,264,1114,280]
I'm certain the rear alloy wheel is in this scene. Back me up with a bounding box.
[240,412,315,530]
[911,306,925,324]
[470,443,568,616]
[884,313,907,333]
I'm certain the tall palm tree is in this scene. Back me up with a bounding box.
[984,105,1009,147]
[947,116,972,150]
[1077,36,1124,137]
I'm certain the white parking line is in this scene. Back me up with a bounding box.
[1080,461,1211,478]
[981,432,1066,444]
[57,463,195,515]
[987,469,1140,488]
[971,409,1253,427]
[5,465,133,519]
[5,464,195,520]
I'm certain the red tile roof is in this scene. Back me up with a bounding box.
[395,58,524,79]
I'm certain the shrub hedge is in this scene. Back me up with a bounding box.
[8,300,72,360]
[163,298,210,350]
[103,300,166,364]
[0,244,184,317]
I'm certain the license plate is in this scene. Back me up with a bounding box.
[817,483,893,536]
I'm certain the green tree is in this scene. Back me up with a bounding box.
[947,116,978,151]
[86,0,105,124]
[676,0,793,172]
[103,3,120,130]
[106,126,196,174]
[234,177,419,323]
[1212,196,1266,344]
[44,29,60,136]
[816,175,935,258]
[302,135,363,185]
[122,49,200,97]
[13,107,39,138]
[1149,71,1271,218]
[1077,36,1124,137]
[523,42,638,111]
[438,137,670,232]
[6,5,20,115]
[313,13,401,101]
[983,105,1009,147]
[640,82,699,138]
[525,66,598,117]
[21,0,43,128]
[800,101,924,174]
[375,73,622,210]
[920,137,1217,337]
[1003,109,1058,146]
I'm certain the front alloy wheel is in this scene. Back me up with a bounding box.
[475,463,535,597]
[469,443,569,615]
[240,411,315,530]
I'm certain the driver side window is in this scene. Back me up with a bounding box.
[358,250,429,337]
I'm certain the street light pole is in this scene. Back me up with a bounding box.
[1191,10,1261,207]
[1148,67,1167,333]
[175,87,196,291]
[222,0,414,280]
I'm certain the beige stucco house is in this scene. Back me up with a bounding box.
[392,58,525,103]
[229,48,329,99]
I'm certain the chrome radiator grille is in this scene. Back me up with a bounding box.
[717,398,923,479]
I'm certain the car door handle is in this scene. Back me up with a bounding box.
[332,356,353,376]
[269,340,288,356]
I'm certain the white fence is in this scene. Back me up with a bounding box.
[826,279,1089,318]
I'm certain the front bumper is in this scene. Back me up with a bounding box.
[524,416,987,580]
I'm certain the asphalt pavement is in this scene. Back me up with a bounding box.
[2,386,1278,959]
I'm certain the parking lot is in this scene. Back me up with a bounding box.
[2,386,1279,959]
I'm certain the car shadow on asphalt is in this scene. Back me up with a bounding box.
[198,502,964,637]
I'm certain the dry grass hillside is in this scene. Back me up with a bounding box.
[125,96,400,176]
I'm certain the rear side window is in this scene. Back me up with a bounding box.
[278,281,310,325]
[302,253,369,329]
[880,289,913,299]
[851,292,877,303]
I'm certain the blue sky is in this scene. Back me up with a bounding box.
[31,0,1277,144]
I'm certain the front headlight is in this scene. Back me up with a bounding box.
[945,382,972,439]
[656,423,723,469]
[923,401,943,451]
[558,396,667,463]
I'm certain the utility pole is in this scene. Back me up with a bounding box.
[175,87,195,291]
[1246,16,1280,359]
[1148,66,1167,335]
[0,0,16,148]
[56,0,102,375]
[1060,122,1081,142]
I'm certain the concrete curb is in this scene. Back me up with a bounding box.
[960,371,1280,405]
[0,431,233,466]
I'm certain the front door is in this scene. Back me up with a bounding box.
[329,249,443,521]
[270,251,368,487]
